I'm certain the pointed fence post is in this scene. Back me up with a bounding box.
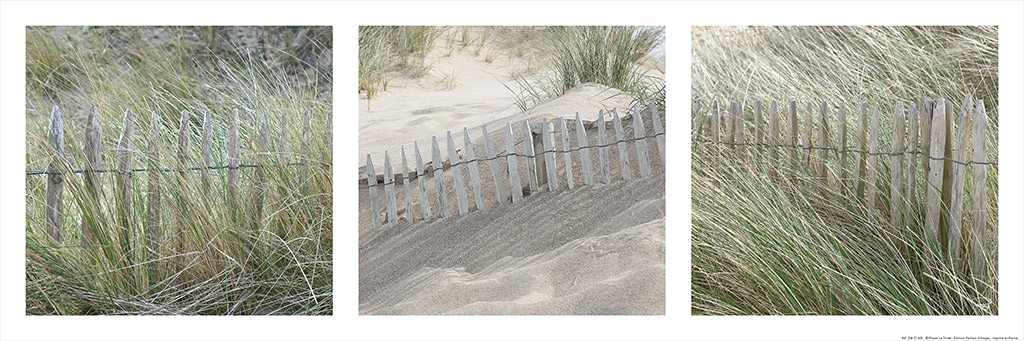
[754,100,764,150]
[45,105,66,242]
[401,145,415,222]
[82,106,103,244]
[725,103,736,148]
[447,131,469,215]
[505,124,523,203]
[612,109,632,181]
[632,107,651,177]
[787,101,799,167]
[201,110,213,189]
[432,136,449,217]
[925,99,948,251]
[147,111,162,258]
[482,125,507,205]
[253,116,269,231]
[414,141,431,219]
[919,97,934,190]
[176,110,190,253]
[969,100,989,282]
[575,112,594,185]
[383,151,398,228]
[598,110,610,184]
[817,101,829,179]
[948,96,973,265]
[837,104,849,187]
[803,102,813,167]
[560,117,575,189]
[228,108,240,216]
[854,103,868,198]
[734,104,747,157]
[116,109,136,258]
[463,128,485,210]
[906,103,921,219]
[767,101,780,161]
[523,121,540,193]
[541,118,559,191]
[365,155,382,230]
[866,103,880,214]
[890,102,906,228]
[651,105,666,165]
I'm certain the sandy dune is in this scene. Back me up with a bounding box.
[359,173,665,315]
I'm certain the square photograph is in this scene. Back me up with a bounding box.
[690,26,998,315]
[24,26,333,315]
[357,26,666,315]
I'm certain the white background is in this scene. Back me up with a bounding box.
[1,1,1021,340]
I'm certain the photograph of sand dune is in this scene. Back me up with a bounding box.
[691,26,999,315]
[358,26,666,315]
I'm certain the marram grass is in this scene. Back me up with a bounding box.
[25,27,332,315]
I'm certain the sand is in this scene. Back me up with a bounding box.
[358,27,665,315]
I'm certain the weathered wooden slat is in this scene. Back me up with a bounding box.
[906,103,920,219]
[147,111,161,257]
[202,110,213,189]
[817,101,829,179]
[575,113,594,186]
[523,120,540,192]
[866,103,880,214]
[924,99,948,250]
[768,101,780,161]
[734,103,746,157]
[463,128,485,210]
[482,125,507,204]
[969,99,988,282]
[176,110,190,252]
[803,102,813,166]
[116,109,136,253]
[302,110,312,184]
[532,121,547,188]
[598,111,610,184]
[401,145,415,222]
[82,106,103,244]
[253,116,268,231]
[612,109,632,181]
[45,106,66,242]
[447,131,469,215]
[725,102,736,148]
[787,101,798,167]
[890,102,906,227]
[754,100,764,150]
[651,105,666,164]
[414,141,431,219]
[692,105,706,139]
[432,137,448,217]
[505,123,523,203]
[854,103,868,198]
[541,118,559,191]
[365,155,382,230]
[919,97,933,189]
[712,102,722,144]
[560,117,575,189]
[838,104,849,187]
[948,95,973,265]
[383,151,398,228]
[228,108,240,213]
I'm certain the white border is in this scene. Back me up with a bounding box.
[0,1,1021,340]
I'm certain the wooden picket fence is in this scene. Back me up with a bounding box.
[363,105,666,230]
[34,104,330,261]
[691,96,994,283]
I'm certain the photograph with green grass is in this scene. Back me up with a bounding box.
[691,26,998,315]
[25,26,333,315]
[358,26,666,314]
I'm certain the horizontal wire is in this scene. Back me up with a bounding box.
[692,137,999,167]
[361,131,665,189]
[25,161,328,176]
